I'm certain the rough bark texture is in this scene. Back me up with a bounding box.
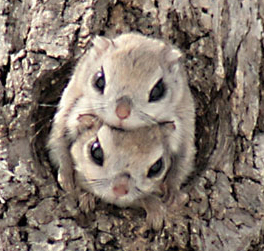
[0,0,264,250]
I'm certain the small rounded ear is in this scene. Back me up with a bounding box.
[162,121,176,131]
[162,46,184,73]
[161,121,181,153]
[92,36,114,56]
[77,114,101,130]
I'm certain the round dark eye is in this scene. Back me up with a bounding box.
[147,158,163,178]
[90,140,104,166]
[93,69,105,94]
[149,78,166,102]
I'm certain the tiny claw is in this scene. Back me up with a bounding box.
[146,211,164,231]
[78,192,96,213]
[58,167,75,193]
[141,197,166,231]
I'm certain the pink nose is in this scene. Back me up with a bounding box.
[113,184,129,197]
[115,102,131,120]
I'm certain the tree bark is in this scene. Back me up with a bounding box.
[0,0,264,250]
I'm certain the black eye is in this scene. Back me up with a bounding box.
[90,140,104,166]
[149,78,166,102]
[93,69,105,94]
[147,158,163,178]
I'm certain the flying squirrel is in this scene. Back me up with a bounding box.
[47,33,196,229]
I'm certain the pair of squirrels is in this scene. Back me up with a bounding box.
[48,33,195,230]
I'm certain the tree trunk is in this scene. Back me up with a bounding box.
[0,0,264,250]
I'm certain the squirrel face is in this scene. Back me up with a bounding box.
[48,33,195,208]
[73,33,187,130]
[71,123,173,207]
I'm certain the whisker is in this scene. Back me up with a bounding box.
[138,110,158,125]
[30,123,49,143]
[39,103,58,108]
[85,177,107,183]
[134,187,145,197]
[81,177,109,187]
[30,116,52,127]
[72,103,108,114]
[90,181,107,188]
[91,106,108,111]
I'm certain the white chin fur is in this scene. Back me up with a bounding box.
[101,190,142,207]
[104,195,134,207]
